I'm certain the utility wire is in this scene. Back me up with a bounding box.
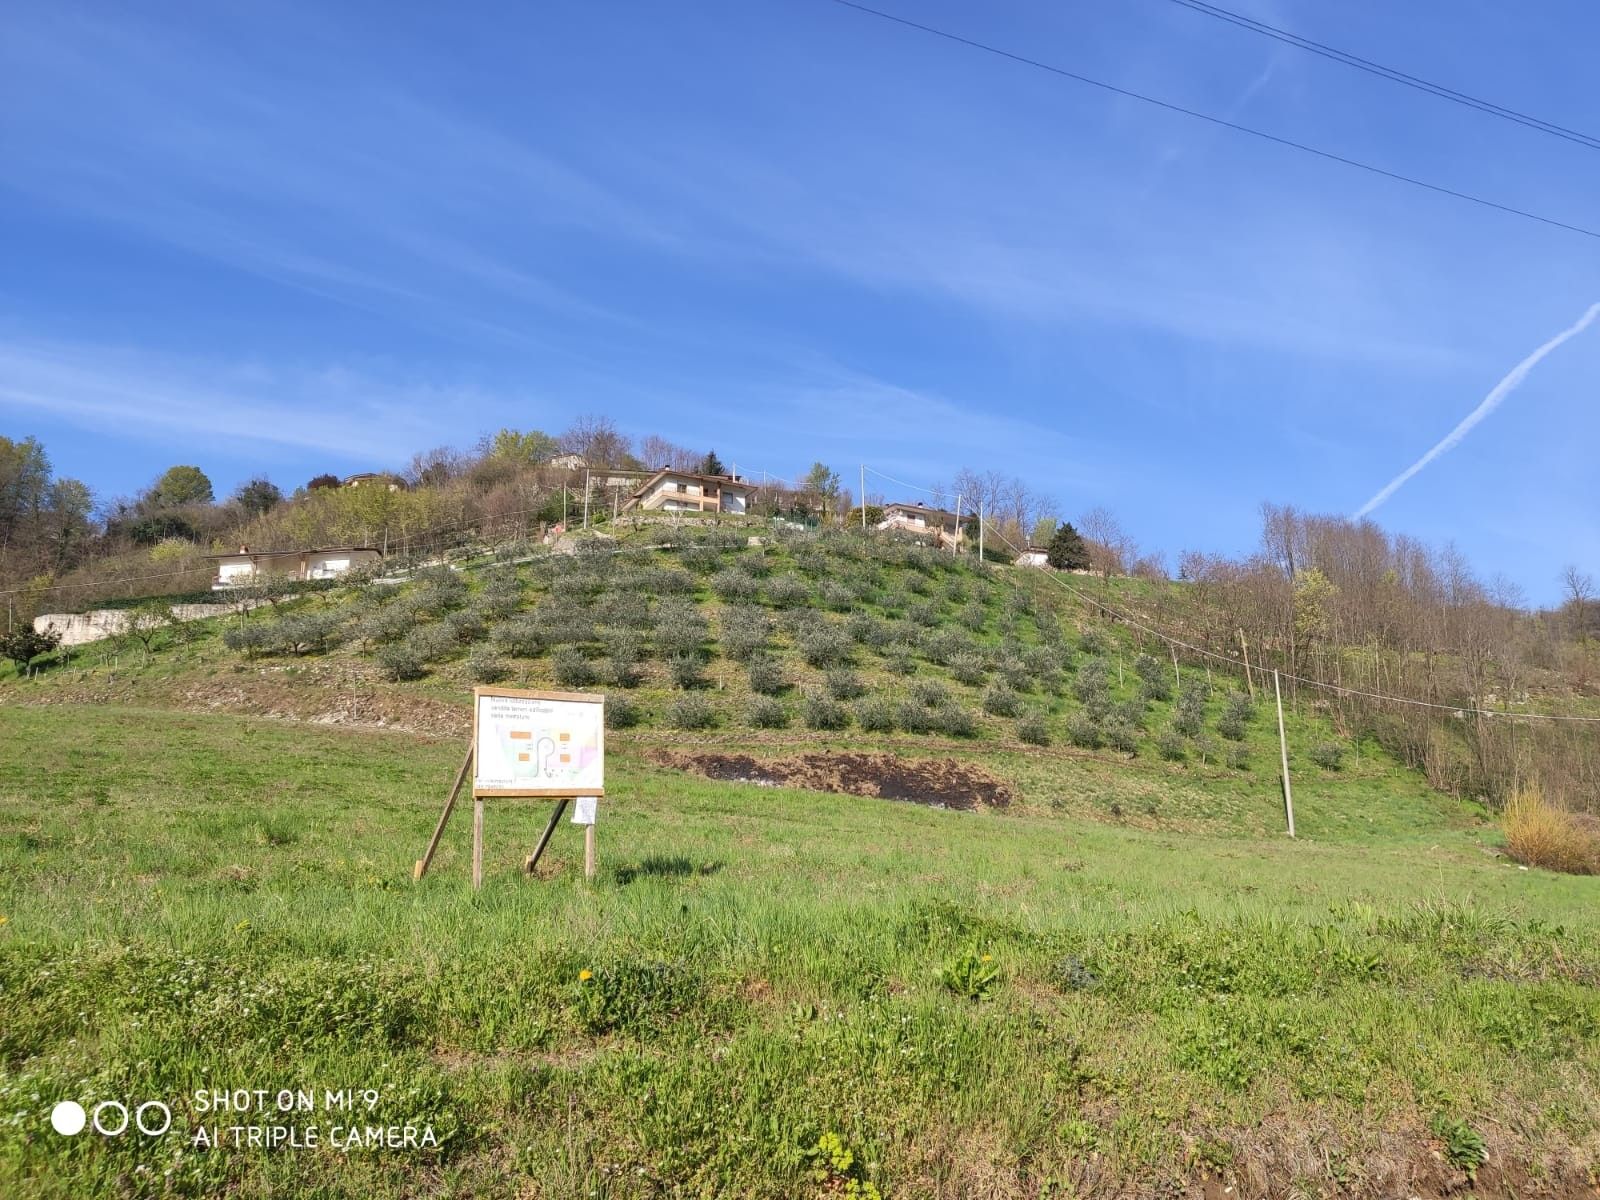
[823,0,1600,242]
[1160,0,1600,153]
[864,465,1600,725]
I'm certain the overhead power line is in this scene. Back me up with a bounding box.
[823,0,1600,242]
[1161,0,1600,152]
[863,465,1600,725]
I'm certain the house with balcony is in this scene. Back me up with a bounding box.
[622,468,757,515]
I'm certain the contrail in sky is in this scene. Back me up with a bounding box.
[1355,301,1600,518]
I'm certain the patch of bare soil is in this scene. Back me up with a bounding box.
[645,749,1015,810]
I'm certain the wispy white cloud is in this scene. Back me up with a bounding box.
[1355,301,1600,516]
[0,340,473,461]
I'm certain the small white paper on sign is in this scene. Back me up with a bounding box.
[570,796,598,826]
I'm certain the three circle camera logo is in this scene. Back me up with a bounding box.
[50,1098,172,1138]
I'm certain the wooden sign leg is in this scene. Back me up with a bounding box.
[472,797,485,890]
[523,798,570,874]
[415,744,473,880]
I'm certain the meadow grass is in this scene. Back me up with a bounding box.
[2,704,1597,1198]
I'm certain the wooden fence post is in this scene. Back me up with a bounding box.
[1274,669,1296,838]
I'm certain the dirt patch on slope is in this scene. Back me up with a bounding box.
[646,750,1015,810]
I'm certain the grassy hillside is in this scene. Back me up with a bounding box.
[8,526,1456,840]
[3,526,1596,1196]
[2,705,1598,1199]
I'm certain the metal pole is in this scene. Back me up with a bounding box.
[953,494,962,555]
[978,500,984,565]
[1274,670,1296,838]
[860,464,867,531]
[583,470,590,530]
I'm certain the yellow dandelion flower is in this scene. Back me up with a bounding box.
[0,914,8,927]
[980,953,992,962]
[578,969,593,982]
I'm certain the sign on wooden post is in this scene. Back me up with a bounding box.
[414,687,605,888]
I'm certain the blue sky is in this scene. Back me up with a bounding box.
[2,0,1596,602]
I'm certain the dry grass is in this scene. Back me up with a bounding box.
[1502,785,1600,874]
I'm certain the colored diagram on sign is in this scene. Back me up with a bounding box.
[475,695,604,791]
[499,725,598,783]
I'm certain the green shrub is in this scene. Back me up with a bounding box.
[884,650,916,676]
[1113,697,1148,730]
[1309,741,1345,770]
[489,616,544,657]
[959,602,987,632]
[804,691,851,731]
[1103,720,1140,754]
[821,581,854,611]
[605,655,641,688]
[747,654,787,696]
[720,606,770,661]
[1134,654,1172,701]
[1066,713,1102,749]
[711,567,759,602]
[748,697,789,729]
[948,651,988,686]
[604,693,639,729]
[668,694,716,730]
[766,574,810,608]
[404,622,458,664]
[443,608,486,646]
[923,629,972,666]
[648,567,696,594]
[1079,627,1109,654]
[855,696,895,732]
[982,685,1021,717]
[934,704,977,737]
[825,669,868,700]
[910,679,951,708]
[1173,684,1208,736]
[598,591,651,630]
[467,647,511,684]
[552,647,596,688]
[667,653,704,689]
[654,601,707,656]
[478,574,525,618]
[846,613,888,648]
[223,621,270,657]
[412,565,469,613]
[1156,729,1187,761]
[1218,691,1254,741]
[1017,713,1050,745]
[1225,743,1250,770]
[895,700,935,734]
[799,626,852,668]
[376,643,425,681]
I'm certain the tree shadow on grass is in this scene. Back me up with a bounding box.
[615,856,724,886]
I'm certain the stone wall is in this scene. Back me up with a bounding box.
[33,601,261,647]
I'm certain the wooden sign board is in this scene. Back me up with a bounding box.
[414,687,606,888]
[472,687,605,798]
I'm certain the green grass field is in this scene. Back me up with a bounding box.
[3,703,1597,1198]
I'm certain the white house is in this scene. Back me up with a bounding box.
[206,545,382,589]
[1014,547,1050,567]
[877,502,964,549]
[622,468,757,515]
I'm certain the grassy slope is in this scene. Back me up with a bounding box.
[5,529,1467,842]
[2,705,1598,1198]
